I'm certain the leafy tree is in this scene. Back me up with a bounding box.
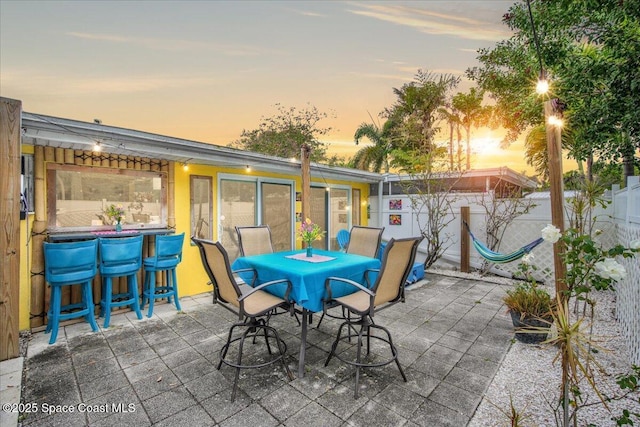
[467,0,639,180]
[384,70,460,165]
[229,103,333,162]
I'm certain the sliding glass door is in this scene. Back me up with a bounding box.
[219,176,294,260]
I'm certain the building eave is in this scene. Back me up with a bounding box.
[20,112,383,184]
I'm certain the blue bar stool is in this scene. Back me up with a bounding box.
[141,233,185,317]
[98,235,144,328]
[43,239,99,344]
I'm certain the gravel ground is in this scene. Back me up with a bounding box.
[458,274,640,427]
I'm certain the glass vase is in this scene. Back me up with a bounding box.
[115,222,122,232]
[306,246,313,257]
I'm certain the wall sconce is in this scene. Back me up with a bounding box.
[93,141,102,152]
[245,165,251,172]
[182,162,189,171]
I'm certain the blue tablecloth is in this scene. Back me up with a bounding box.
[231,249,381,313]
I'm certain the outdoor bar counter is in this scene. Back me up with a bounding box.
[47,227,174,242]
[40,228,176,331]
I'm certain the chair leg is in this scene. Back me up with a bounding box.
[102,277,112,328]
[231,327,252,402]
[270,326,294,381]
[325,321,348,367]
[146,272,156,318]
[171,268,181,311]
[83,282,98,333]
[48,286,62,344]
[218,323,239,370]
[129,275,143,320]
[141,272,149,310]
[354,323,367,399]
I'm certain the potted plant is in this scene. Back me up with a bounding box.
[503,261,554,344]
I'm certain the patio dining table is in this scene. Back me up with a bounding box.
[231,249,381,377]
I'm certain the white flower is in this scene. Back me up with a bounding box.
[541,224,562,244]
[521,253,535,265]
[594,229,603,236]
[594,258,627,282]
[630,239,640,250]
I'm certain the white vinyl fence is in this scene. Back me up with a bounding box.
[370,176,640,365]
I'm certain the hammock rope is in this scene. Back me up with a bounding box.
[463,221,544,264]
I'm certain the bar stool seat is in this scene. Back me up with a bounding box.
[141,233,185,317]
[98,235,144,328]
[43,239,99,344]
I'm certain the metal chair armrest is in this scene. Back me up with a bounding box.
[324,276,374,301]
[363,268,380,288]
[232,267,257,287]
[238,278,292,303]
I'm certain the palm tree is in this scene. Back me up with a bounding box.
[524,123,580,182]
[438,105,462,171]
[452,88,491,170]
[352,116,395,173]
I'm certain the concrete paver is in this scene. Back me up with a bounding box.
[1,273,514,426]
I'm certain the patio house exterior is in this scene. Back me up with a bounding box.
[13,107,384,340]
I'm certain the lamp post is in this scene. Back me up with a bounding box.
[526,0,567,299]
[544,99,567,297]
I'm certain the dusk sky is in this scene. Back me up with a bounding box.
[1,0,546,173]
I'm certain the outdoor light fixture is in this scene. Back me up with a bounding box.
[536,74,549,95]
[182,162,189,171]
[245,165,251,172]
[290,157,297,163]
[93,141,102,152]
[548,115,564,127]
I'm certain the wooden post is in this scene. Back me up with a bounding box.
[0,97,21,360]
[545,100,567,298]
[301,144,311,241]
[460,206,470,273]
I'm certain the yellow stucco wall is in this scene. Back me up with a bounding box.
[17,155,370,330]
[173,162,371,300]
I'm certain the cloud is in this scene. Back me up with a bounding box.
[346,71,414,82]
[2,68,218,96]
[347,3,511,42]
[66,32,286,56]
[288,8,326,17]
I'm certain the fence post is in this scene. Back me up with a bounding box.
[461,206,470,273]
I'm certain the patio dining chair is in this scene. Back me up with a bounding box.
[345,225,384,259]
[236,225,301,325]
[236,225,274,257]
[316,225,385,329]
[323,236,423,398]
[192,238,294,401]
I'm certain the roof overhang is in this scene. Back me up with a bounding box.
[381,167,538,192]
[20,112,384,184]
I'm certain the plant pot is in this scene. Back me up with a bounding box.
[510,311,553,344]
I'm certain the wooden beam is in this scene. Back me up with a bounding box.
[301,144,311,240]
[544,100,567,298]
[460,206,470,273]
[0,97,22,360]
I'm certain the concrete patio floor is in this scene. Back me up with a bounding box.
[9,272,515,426]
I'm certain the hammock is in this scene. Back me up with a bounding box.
[463,221,544,264]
